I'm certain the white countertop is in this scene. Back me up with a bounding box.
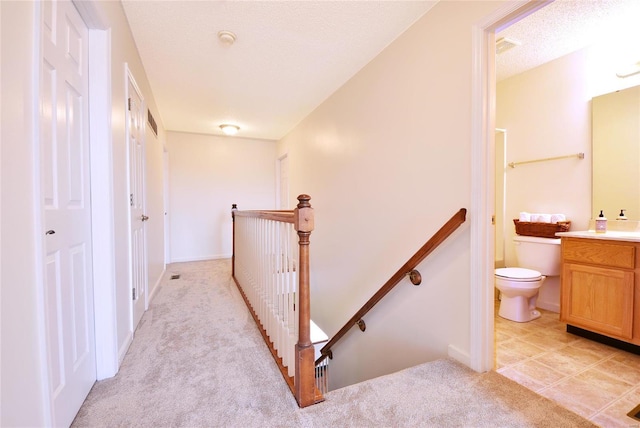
[556,230,640,242]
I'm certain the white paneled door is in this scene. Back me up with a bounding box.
[41,1,96,426]
[127,72,148,331]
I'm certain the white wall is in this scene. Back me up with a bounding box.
[145,125,167,300]
[0,1,166,424]
[1,3,47,425]
[100,1,167,359]
[167,132,276,262]
[496,42,640,269]
[277,1,504,389]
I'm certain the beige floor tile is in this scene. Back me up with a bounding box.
[591,412,640,428]
[591,387,640,428]
[592,358,640,386]
[495,329,513,342]
[523,329,578,350]
[498,366,548,392]
[611,351,640,368]
[534,346,602,376]
[495,307,640,427]
[574,367,635,397]
[540,376,621,417]
[500,359,566,390]
[538,386,598,419]
[495,318,532,337]
[495,346,529,369]
[570,337,621,358]
[498,337,546,359]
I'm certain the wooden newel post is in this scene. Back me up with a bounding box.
[231,204,237,277]
[294,194,316,407]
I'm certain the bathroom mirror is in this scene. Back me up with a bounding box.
[592,84,640,220]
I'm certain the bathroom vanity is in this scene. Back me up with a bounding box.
[557,231,640,351]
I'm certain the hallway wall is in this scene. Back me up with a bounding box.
[277,1,504,389]
[167,131,276,262]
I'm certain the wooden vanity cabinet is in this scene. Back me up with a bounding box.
[560,237,638,344]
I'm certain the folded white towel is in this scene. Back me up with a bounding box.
[534,214,552,223]
[519,212,531,222]
[519,212,566,223]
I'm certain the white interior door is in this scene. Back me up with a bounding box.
[41,1,96,426]
[127,72,148,331]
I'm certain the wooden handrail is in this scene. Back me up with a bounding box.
[233,209,295,223]
[232,195,321,407]
[315,208,467,366]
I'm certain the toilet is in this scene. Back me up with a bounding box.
[495,236,561,322]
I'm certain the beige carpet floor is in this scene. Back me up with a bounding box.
[72,259,596,427]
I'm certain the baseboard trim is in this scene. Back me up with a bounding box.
[148,268,165,306]
[537,301,560,313]
[118,331,133,366]
[448,344,471,367]
[170,254,231,263]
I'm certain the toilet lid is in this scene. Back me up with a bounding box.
[495,267,542,281]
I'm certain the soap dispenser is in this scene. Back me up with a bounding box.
[617,209,628,220]
[596,210,607,233]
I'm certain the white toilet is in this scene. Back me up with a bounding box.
[495,236,561,322]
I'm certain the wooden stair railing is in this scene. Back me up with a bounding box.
[315,208,467,366]
[232,195,321,408]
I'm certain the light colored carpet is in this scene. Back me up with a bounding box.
[72,259,596,427]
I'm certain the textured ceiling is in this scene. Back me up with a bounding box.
[122,0,640,141]
[497,0,640,82]
[121,1,437,140]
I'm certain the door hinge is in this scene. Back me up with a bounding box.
[492,215,496,225]
[130,193,134,206]
[128,97,132,111]
[132,288,137,300]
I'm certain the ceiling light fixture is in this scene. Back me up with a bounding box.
[616,61,640,78]
[495,37,521,54]
[218,30,236,46]
[220,124,240,136]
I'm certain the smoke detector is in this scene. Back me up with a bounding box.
[218,30,236,46]
[496,37,521,54]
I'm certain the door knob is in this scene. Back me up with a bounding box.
[141,215,149,221]
[45,230,56,235]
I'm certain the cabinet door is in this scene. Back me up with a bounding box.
[561,263,634,339]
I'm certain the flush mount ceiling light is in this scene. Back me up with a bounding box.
[496,37,521,54]
[220,124,240,136]
[218,30,236,46]
[616,61,640,78]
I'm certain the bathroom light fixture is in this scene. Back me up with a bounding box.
[220,124,240,136]
[218,30,236,46]
[616,61,640,78]
[495,37,521,54]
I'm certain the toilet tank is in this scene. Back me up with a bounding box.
[513,235,561,275]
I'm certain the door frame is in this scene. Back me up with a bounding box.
[33,1,117,424]
[469,0,553,371]
[125,64,149,331]
[72,0,120,381]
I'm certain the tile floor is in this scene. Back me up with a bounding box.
[495,305,640,427]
